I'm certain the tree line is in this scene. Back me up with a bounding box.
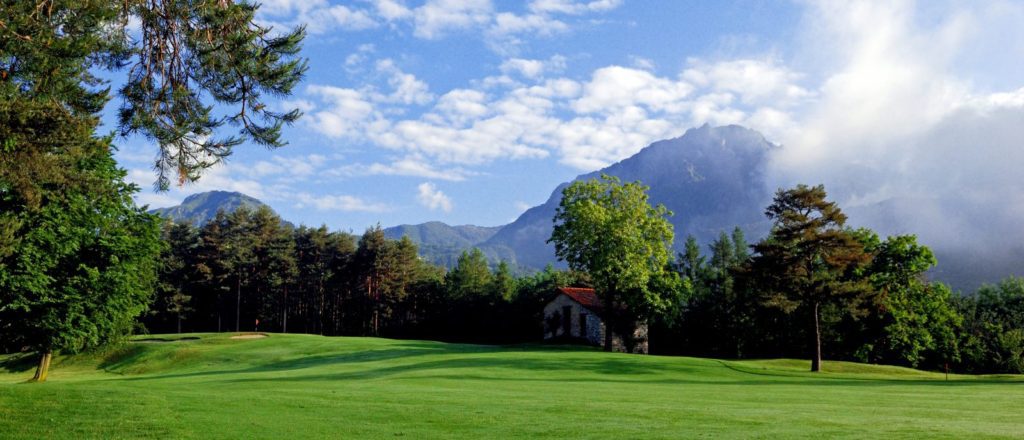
[145,205,590,344]
[651,184,1023,374]
[143,181,1024,375]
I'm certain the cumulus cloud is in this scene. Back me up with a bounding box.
[375,59,434,105]
[256,0,378,34]
[417,182,453,212]
[262,0,621,53]
[499,55,567,79]
[332,156,474,181]
[528,0,623,15]
[296,193,391,212]
[413,0,493,39]
[751,0,1024,271]
[301,54,811,172]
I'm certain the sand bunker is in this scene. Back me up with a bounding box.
[230,334,268,339]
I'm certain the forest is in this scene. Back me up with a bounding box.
[133,194,1024,375]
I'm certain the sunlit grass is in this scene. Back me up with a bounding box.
[1,333,1021,439]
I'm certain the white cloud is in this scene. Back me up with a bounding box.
[257,0,377,34]
[572,66,695,114]
[433,89,490,126]
[417,182,453,212]
[301,55,811,173]
[333,156,473,181]
[683,59,811,107]
[374,0,413,21]
[528,0,623,15]
[499,55,567,79]
[262,0,622,55]
[305,85,378,139]
[296,193,391,212]
[375,59,434,105]
[489,12,569,39]
[413,0,493,39]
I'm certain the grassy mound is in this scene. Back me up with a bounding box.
[1,333,1022,439]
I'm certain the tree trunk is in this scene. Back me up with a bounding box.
[235,275,241,332]
[177,313,182,334]
[811,301,822,372]
[282,286,288,334]
[31,351,52,382]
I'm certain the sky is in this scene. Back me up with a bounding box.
[114,0,1024,238]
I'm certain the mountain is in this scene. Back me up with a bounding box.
[382,222,502,267]
[478,124,776,269]
[150,191,272,225]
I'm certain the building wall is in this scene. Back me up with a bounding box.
[543,294,649,354]
[543,294,589,340]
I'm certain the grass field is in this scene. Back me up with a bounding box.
[1,333,1022,439]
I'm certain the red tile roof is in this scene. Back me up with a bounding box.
[558,287,603,312]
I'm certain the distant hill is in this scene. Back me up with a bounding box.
[150,191,272,225]
[383,222,502,267]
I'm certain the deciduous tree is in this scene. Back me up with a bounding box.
[549,174,682,351]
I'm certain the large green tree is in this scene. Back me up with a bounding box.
[549,174,682,351]
[0,133,162,382]
[1,0,305,381]
[854,232,961,368]
[749,184,874,372]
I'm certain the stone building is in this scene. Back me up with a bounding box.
[542,287,648,354]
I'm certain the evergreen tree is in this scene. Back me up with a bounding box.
[446,249,493,300]
[749,184,874,372]
[152,221,200,333]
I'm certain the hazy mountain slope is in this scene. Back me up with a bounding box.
[383,222,503,267]
[480,124,777,269]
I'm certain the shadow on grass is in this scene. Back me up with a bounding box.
[104,339,1022,388]
[0,353,37,373]
[133,337,201,343]
[218,354,1011,387]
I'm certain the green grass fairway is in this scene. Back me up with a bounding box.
[1,334,1022,439]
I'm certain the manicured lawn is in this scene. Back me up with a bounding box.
[1,333,1021,439]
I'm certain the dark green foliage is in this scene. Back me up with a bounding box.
[0,133,162,371]
[956,277,1024,373]
[843,232,962,369]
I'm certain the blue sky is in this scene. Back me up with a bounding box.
[115,0,1024,236]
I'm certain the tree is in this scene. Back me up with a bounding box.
[153,221,200,333]
[549,174,681,351]
[491,261,516,301]
[957,277,1024,373]
[749,184,873,372]
[854,233,961,368]
[1,0,305,382]
[1,0,308,188]
[0,134,162,382]
[446,249,493,301]
[677,235,706,285]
